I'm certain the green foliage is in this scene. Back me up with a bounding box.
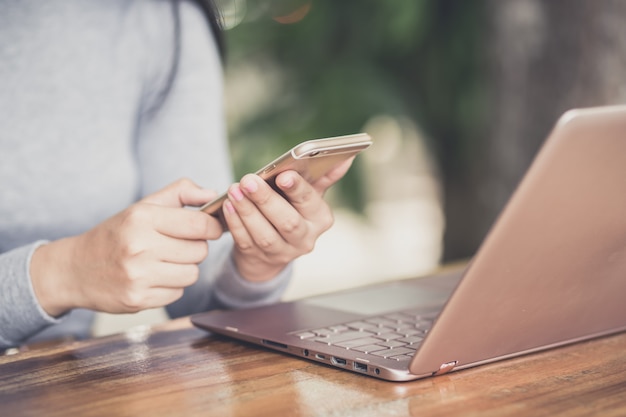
[223,0,487,211]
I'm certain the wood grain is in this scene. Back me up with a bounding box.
[2,317,626,417]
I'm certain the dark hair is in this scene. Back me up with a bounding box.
[149,0,224,114]
[192,0,225,57]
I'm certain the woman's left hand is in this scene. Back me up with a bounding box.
[223,158,354,282]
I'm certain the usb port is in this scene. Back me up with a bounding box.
[315,353,326,360]
[331,357,347,366]
[353,362,368,372]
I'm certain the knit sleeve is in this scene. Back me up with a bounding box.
[0,242,64,348]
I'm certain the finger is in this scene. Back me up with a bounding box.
[138,261,201,289]
[237,176,309,242]
[115,263,198,311]
[223,198,291,264]
[155,262,201,288]
[226,182,290,255]
[179,183,218,208]
[274,171,333,226]
[310,157,355,194]
[142,178,217,208]
[222,200,256,253]
[128,287,186,311]
[153,236,209,265]
[228,179,280,226]
[149,205,223,240]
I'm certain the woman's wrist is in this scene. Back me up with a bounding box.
[232,251,286,283]
[30,238,78,317]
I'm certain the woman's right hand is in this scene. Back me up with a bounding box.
[30,179,223,317]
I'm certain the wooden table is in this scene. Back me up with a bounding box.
[2,317,626,417]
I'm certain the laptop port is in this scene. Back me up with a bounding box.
[353,362,368,372]
[331,357,347,366]
[315,353,326,360]
[261,339,288,349]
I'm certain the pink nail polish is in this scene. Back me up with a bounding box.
[242,178,258,193]
[229,186,244,201]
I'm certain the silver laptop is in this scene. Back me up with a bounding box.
[192,105,626,381]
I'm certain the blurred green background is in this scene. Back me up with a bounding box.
[217,0,626,262]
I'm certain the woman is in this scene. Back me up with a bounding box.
[0,0,351,348]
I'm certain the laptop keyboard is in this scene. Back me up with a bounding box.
[291,310,438,362]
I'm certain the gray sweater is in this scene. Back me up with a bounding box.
[0,0,290,348]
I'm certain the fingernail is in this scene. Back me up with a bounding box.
[278,174,294,189]
[242,177,258,193]
[225,200,236,214]
[229,185,244,201]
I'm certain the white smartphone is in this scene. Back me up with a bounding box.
[201,133,372,229]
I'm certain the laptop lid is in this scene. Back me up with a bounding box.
[410,105,626,376]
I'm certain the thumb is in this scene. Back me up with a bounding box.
[142,178,217,208]
[312,157,355,194]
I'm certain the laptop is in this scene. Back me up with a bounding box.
[192,105,626,381]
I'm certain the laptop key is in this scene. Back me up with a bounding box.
[345,321,380,332]
[415,320,433,329]
[351,344,389,353]
[374,333,405,341]
[396,336,424,345]
[311,328,336,337]
[378,340,407,348]
[334,337,384,349]
[370,347,416,358]
[390,323,411,330]
[402,329,424,337]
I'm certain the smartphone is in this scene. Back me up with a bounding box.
[201,133,372,229]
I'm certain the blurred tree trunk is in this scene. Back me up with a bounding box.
[443,0,626,261]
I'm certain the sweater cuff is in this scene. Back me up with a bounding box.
[0,241,63,348]
[213,254,292,309]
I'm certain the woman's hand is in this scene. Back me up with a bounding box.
[223,158,354,282]
[30,179,223,317]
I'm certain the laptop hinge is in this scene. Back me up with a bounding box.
[433,360,458,376]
